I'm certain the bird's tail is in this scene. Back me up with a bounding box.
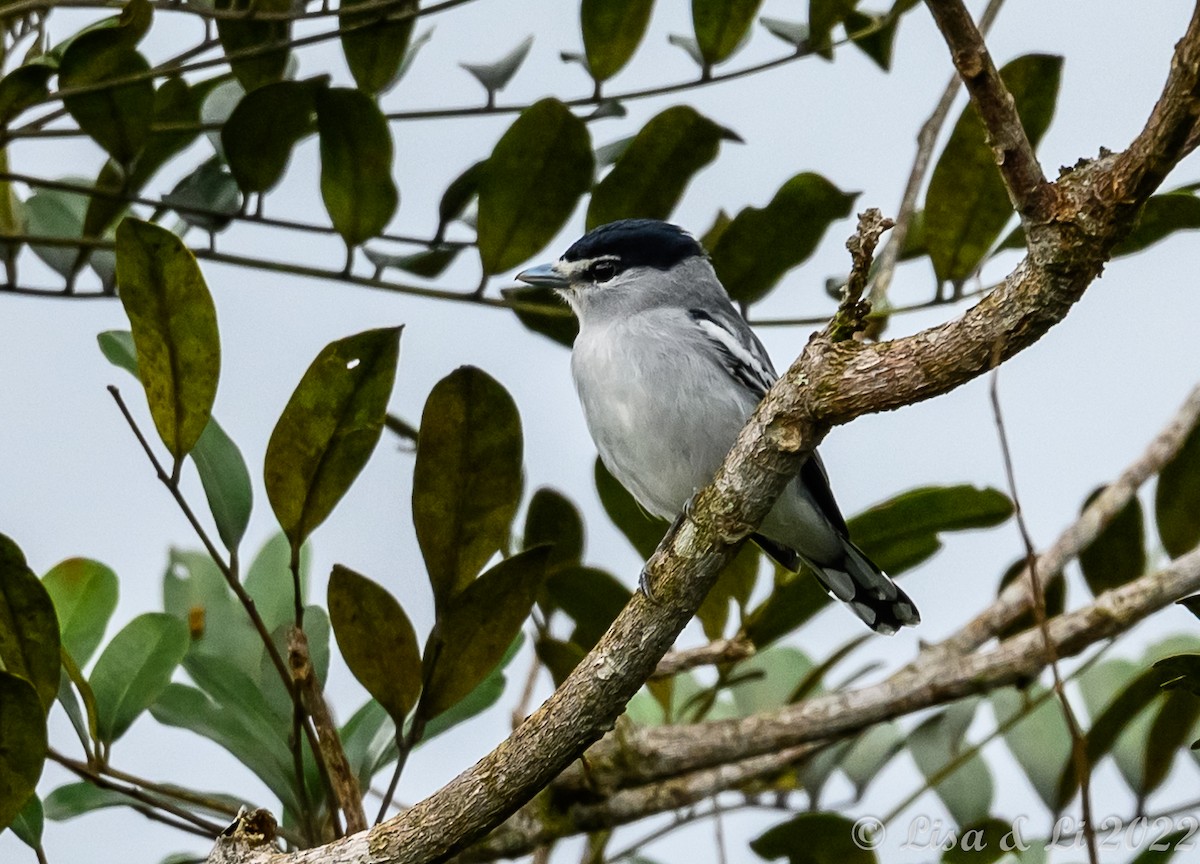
[810,539,920,635]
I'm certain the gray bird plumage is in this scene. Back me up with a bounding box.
[517,219,919,634]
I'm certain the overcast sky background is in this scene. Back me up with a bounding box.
[3,1,1200,861]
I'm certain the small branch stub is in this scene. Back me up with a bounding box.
[828,208,893,342]
[207,808,278,864]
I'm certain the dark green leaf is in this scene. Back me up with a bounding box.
[808,0,856,58]
[524,487,585,574]
[996,556,1065,641]
[595,457,667,560]
[436,160,483,240]
[412,366,524,610]
[692,0,764,67]
[1156,654,1200,698]
[419,547,549,720]
[264,327,401,549]
[940,819,1012,864]
[544,566,631,650]
[1156,419,1200,558]
[59,32,154,165]
[697,543,758,640]
[991,685,1073,812]
[421,633,523,741]
[131,75,213,188]
[751,811,877,863]
[587,105,735,229]
[0,536,60,713]
[222,78,323,196]
[477,98,593,274]
[535,636,587,688]
[8,792,43,849]
[1077,485,1146,596]
[90,612,188,744]
[924,54,1063,285]
[500,285,578,347]
[328,565,422,724]
[364,245,460,279]
[0,61,55,126]
[1113,190,1200,256]
[1142,687,1200,798]
[711,172,857,305]
[581,0,655,82]
[1130,832,1189,864]
[192,416,253,553]
[214,0,292,92]
[316,87,399,247]
[461,35,533,98]
[909,699,993,827]
[116,218,220,461]
[847,485,1014,575]
[41,558,118,668]
[163,157,242,234]
[340,0,416,95]
[0,673,46,834]
[845,10,899,70]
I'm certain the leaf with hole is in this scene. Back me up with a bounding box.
[413,366,524,611]
[477,98,593,274]
[89,612,188,745]
[587,106,737,229]
[265,327,401,550]
[316,87,399,247]
[41,558,118,668]
[419,547,549,721]
[581,0,655,82]
[0,535,61,713]
[924,54,1063,285]
[116,218,220,461]
[711,172,857,305]
[328,565,422,725]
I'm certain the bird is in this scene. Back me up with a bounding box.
[516,218,919,634]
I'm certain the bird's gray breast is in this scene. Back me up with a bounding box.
[570,310,757,520]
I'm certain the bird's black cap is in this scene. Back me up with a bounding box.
[562,219,706,271]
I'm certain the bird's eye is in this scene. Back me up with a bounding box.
[590,261,618,283]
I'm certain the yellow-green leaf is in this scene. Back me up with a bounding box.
[581,0,655,82]
[340,0,417,96]
[0,535,60,713]
[691,0,763,67]
[41,558,118,668]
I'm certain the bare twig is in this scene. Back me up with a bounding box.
[651,638,755,679]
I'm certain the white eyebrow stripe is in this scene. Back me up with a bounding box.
[557,254,621,279]
[692,315,775,396]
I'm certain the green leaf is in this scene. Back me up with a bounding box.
[192,417,253,553]
[264,327,402,549]
[0,536,60,713]
[43,781,241,821]
[41,558,118,668]
[115,217,221,462]
[421,633,523,741]
[991,685,1073,812]
[460,35,533,99]
[316,87,399,247]
[523,487,585,574]
[808,0,856,57]
[1078,485,1146,596]
[477,98,593,275]
[436,160,483,240]
[996,556,1065,641]
[328,565,422,725]
[751,812,877,863]
[847,485,1014,575]
[711,172,858,305]
[222,78,323,196]
[214,0,292,92]
[744,565,830,646]
[0,62,55,126]
[1113,189,1200,256]
[595,457,667,560]
[692,0,764,67]
[8,792,43,849]
[845,10,900,70]
[500,285,578,348]
[24,183,91,281]
[697,543,758,639]
[581,0,655,82]
[1142,686,1200,798]
[729,646,814,716]
[365,245,460,279]
[909,699,993,828]
[244,533,312,636]
[543,566,631,650]
[59,32,154,165]
[535,636,588,687]
[587,105,735,229]
[412,366,524,611]
[940,819,1015,864]
[341,699,395,788]
[419,547,549,720]
[0,673,46,834]
[840,723,904,799]
[163,157,243,234]
[924,54,1063,285]
[1156,419,1200,558]
[89,612,189,744]
[340,0,417,95]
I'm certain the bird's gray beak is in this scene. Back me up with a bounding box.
[515,262,569,289]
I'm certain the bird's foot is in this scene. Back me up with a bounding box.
[638,494,701,603]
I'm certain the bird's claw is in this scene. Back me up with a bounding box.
[638,494,701,603]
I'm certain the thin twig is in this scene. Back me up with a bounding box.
[989,361,1098,864]
[650,638,755,679]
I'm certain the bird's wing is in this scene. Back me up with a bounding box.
[687,305,852,540]
[686,306,777,399]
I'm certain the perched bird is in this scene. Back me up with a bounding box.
[517,218,919,634]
